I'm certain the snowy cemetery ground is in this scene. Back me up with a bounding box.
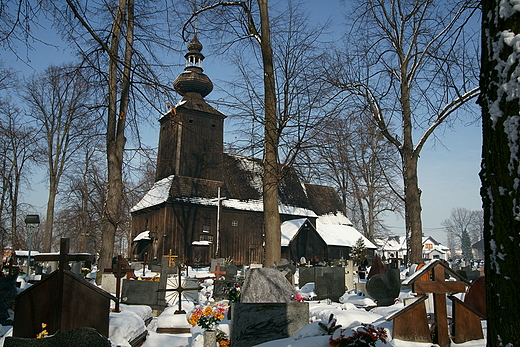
[0,265,487,347]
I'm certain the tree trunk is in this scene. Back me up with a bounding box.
[402,154,422,264]
[43,178,57,252]
[97,0,133,281]
[258,0,281,267]
[480,0,520,343]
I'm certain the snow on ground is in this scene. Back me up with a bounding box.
[0,265,487,347]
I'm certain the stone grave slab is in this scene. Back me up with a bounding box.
[4,327,111,347]
[241,268,297,303]
[231,302,309,347]
[299,267,345,302]
[100,273,124,295]
[344,260,357,290]
[464,276,486,316]
[366,269,401,306]
[222,264,238,280]
[210,258,225,271]
[121,279,160,307]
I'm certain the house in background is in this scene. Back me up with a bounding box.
[130,35,365,267]
[280,214,377,264]
[375,235,449,263]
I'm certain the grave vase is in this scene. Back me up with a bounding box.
[203,329,217,347]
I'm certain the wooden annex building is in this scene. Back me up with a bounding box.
[130,35,375,267]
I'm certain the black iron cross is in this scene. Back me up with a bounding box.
[103,255,135,313]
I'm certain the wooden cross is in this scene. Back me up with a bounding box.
[210,262,226,280]
[103,255,135,313]
[406,260,469,347]
[157,262,201,314]
[165,249,178,268]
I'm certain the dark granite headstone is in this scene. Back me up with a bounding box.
[121,279,160,307]
[222,264,238,280]
[299,267,345,302]
[366,269,401,306]
[241,268,297,303]
[0,275,17,325]
[4,327,110,347]
[231,302,309,347]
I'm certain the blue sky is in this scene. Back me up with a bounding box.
[1,0,483,246]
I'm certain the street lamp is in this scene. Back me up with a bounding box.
[25,214,40,275]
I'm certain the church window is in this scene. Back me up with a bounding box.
[203,218,211,233]
[188,119,194,124]
[212,123,216,128]
[232,220,238,227]
[200,234,213,242]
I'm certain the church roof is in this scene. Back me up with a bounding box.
[131,153,347,220]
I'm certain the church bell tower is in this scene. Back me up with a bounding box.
[155,34,226,182]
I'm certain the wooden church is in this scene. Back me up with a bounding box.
[130,35,375,266]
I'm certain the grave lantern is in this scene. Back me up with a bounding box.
[24,214,40,275]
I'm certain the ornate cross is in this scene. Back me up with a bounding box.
[157,262,201,314]
[164,249,178,268]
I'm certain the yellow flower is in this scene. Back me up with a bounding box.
[41,323,47,329]
[202,307,213,316]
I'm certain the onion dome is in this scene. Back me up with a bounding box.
[173,34,213,97]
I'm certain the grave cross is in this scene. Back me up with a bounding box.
[210,263,226,280]
[34,239,91,272]
[165,249,178,268]
[407,260,469,347]
[103,255,135,313]
[157,262,201,314]
[3,256,19,276]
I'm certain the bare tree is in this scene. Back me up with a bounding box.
[309,112,403,241]
[22,63,99,252]
[480,0,520,342]
[0,101,39,249]
[441,207,483,256]
[325,0,480,263]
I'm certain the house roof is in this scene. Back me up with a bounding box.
[280,215,376,249]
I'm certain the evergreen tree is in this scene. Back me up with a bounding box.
[350,238,367,267]
[460,229,473,261]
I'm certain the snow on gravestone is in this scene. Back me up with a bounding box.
[231,268,309,347]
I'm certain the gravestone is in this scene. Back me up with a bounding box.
[367,254,386,280]
[402,260,470,347]
[241,268,297,303]
[210,258,225,271]
[386,295,431,343]
[366,269,401,306]
[13,238,114,338]
[222,264,238,280]
[121,279,160,307]
[299,267,345,302]
[157,256,179,307]
[344,260,357,290]
[464,276,486,316]
[449,295,485,343]
[4,327,111,347]
[231,268,308,346]
[0,274,17,325]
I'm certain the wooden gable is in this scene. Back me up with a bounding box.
[13,270,114,338]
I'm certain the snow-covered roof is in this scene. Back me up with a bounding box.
[131,175,175,212]
[281,218,308,246]
[316,221,377,248]
[133,231,151,242]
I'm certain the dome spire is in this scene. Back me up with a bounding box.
[173,33,213,97]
